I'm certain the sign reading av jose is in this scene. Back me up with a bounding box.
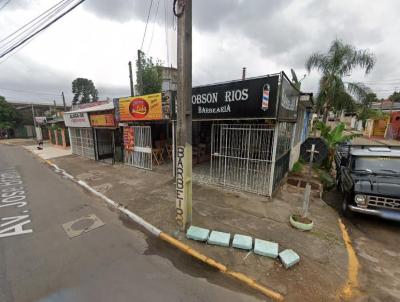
[191,75,280,120]
[63,112,91,127]
[119,93,162,121]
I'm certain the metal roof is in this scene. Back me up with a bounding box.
[64,102,114,114]
[351,147,400,157]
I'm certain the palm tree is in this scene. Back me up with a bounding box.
[315,121,360,170]
[306,39,376,122]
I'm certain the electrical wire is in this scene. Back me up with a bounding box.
[146,0,160,55]
[140,0,153,51]
[164,0,169,67]
[0,0,70,45]
[0,0,12,11]
[0,0,85,60]
[0,0,73,53]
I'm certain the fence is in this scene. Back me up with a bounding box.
[194,124,275,196]
[123,126,152,170]
[69,128,95,159]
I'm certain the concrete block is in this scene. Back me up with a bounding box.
[186,225,210,241]
[279,249,300,269]
[232,234,253,250]
[254,239,279,258]
[207,231,231,247]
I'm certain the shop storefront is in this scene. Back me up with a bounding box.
[89,110,119,163]
[64,111,95,159]
[64,102,116,162]
[116,92,173,170]
[173,71,300,196]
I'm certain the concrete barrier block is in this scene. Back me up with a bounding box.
[207,231,231,247]
[232,234,253,250]
[279,249,300,269]
[186,225,210,241]
[254,239,279,258]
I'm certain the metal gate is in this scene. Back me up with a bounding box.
[69,128,96,160]
[209,124,275,195]
[124,126,152,170]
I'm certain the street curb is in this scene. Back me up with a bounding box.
[337,218,360,301]
[42,158,284,301]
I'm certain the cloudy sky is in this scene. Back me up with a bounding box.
[1,0,400,105]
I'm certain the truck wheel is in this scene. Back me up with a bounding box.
[341,193,354,218]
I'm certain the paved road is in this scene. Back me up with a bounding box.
[324,190,400,301]
[0,144,264,302]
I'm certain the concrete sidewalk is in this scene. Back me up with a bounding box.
[47,153,348,302]
[24,143,72,160]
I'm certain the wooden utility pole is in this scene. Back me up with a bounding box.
[175,0,192,230]
[61,91,66,110]
[128,61,134,97]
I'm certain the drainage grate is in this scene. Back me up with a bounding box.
[62,214,105,238]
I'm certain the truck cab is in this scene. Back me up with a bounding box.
[336,145,400,220]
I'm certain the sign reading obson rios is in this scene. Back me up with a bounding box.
[190,75,281,120]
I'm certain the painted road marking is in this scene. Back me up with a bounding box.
[0,168,33,238]
[337,218,360,301]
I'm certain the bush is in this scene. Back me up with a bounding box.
[292,161,303,173]
[317,169,335,191]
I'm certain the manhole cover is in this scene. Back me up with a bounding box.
[62,214,104,238]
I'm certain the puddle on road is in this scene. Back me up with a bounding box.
[118,213,264,301]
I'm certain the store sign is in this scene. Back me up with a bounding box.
[34,116,47,124]
[190,75,280,120]
[89,113,116,127]
[119,93,162,121]
[123,127,134,151]
[63,112,91,127]
[278,74,299,121]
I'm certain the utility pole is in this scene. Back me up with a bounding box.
[175,0,192,231]
[128,61,135,97]
[137,49,143,96]
[31,103,37,139]
[242,67,246,80]
[62,91,66,110]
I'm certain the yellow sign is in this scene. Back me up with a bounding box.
[89,113,116,127]
[119,93,162,121]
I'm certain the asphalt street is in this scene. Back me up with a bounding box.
[0,144,264,302]
[323,190,400,301]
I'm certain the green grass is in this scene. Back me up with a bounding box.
[292,161,303,173]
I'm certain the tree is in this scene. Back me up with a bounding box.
[306,39,376,122]
[0,96,20,129]
[72,78,98,105]
[315,121,360,170]
[136,50,163,95]
[389,91,400,102]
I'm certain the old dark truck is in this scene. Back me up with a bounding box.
[335,144,400,220]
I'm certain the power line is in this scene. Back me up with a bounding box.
[0,0,85,60]
[0,0,12,11]
[0,0,70,45]
[146,0,160,54]
[140,0,154,51]
[0,0,73,54]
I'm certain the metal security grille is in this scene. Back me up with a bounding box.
[272,122,295,192]
[69,128,95,160]
[124,126,152,170]
[203,124,275,195]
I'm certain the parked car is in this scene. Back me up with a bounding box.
[335,143,400,220]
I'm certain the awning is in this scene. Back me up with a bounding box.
[64,102,114,114]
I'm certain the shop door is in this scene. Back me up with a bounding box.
[123,126,152,170]
[210,124,275,195]
[95,129,114,162]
